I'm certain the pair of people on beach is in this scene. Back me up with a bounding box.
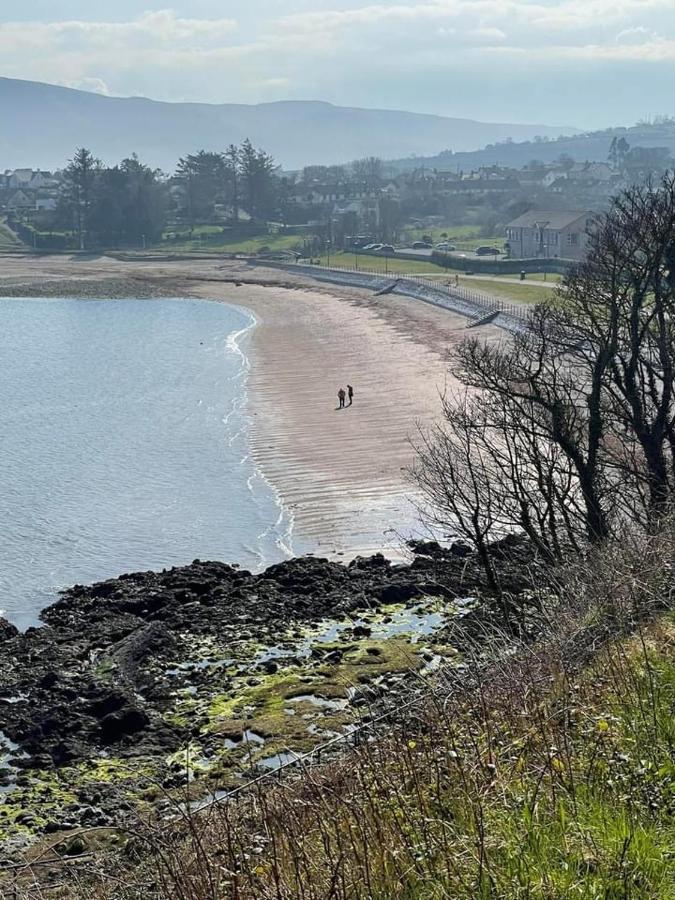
[338,385,354,409]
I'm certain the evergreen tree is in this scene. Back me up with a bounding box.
[60,148,101,250]
[239,139,277,220]
[175,151,226,224]
[223,145,240,223]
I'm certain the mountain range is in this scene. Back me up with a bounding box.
[0,76,576,172]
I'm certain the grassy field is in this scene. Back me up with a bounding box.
[157,231,305,254]
[459,275,556,305]
[316,250,452,275]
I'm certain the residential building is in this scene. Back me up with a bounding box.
[505,209,595,260]
[6,190,33,211]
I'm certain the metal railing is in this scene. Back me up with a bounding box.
[295,259,530,323]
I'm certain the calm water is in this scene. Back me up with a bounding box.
[0,297,294,630]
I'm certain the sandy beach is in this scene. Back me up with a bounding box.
[0,253,503,559]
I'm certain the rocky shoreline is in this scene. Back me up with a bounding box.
[0,539,536,863]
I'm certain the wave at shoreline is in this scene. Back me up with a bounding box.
[222,304,296,565]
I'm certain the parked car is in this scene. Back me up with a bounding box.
[435,241,457,251]
[475,246,501,256]
[380,244,396,254]
[412,240,432,249]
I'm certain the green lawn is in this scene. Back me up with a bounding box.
[315,250,453,275]
[218,233,305,253]
[156,231,305,254]
[459,275,555,305]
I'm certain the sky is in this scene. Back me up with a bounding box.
[1,1,674,128]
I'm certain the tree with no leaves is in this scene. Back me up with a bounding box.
[413,173,675,597]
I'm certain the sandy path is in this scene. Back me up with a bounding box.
[0,254,504,559]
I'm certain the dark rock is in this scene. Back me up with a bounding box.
[86,690,128,719]
[0,617,18,642]
[44,821,73,834]
[352,624,372,638]
[349,553,390,570]
[0,539,538,842]
[407,539,445,557]
[39,671,58,689]
[100,707,149,744]
[15,811,39,826]
[378,583,421,604]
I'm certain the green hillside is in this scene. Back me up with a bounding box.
[389,119,675,171]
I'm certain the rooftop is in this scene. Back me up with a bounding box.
[507,209,593,230]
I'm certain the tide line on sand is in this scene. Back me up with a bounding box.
[224,305,296,563]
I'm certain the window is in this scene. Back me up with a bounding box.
[567,232,579,246]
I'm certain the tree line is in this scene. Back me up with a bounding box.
[413,173,675,612]
[53,140,285,249]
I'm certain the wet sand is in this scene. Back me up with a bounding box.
[0,254,503,558]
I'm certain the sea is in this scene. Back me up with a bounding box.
[0,297,296,630]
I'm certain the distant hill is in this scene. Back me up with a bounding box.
[389,121,675,172]
[0,77,576,172]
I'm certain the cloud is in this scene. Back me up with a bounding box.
[0,1,675,124]
[60,76,111,95]
[0,10,238,59]
[616,25,661,44]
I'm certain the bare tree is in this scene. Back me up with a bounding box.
[351,156,384,189]
[564,175,675,524]
[456,304,613,543]
[413,174,675,592]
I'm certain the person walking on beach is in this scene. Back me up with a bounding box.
[347,384,354,405]
[338,388,346,409]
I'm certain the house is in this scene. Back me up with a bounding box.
[569,162,614,183]
[6,189,33,211]
[292,182,376,207]
[505,209,595,261]
[333,197,380,230]
[444,176,521,196]
[542,168,569,189]
[7,169,35,190]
